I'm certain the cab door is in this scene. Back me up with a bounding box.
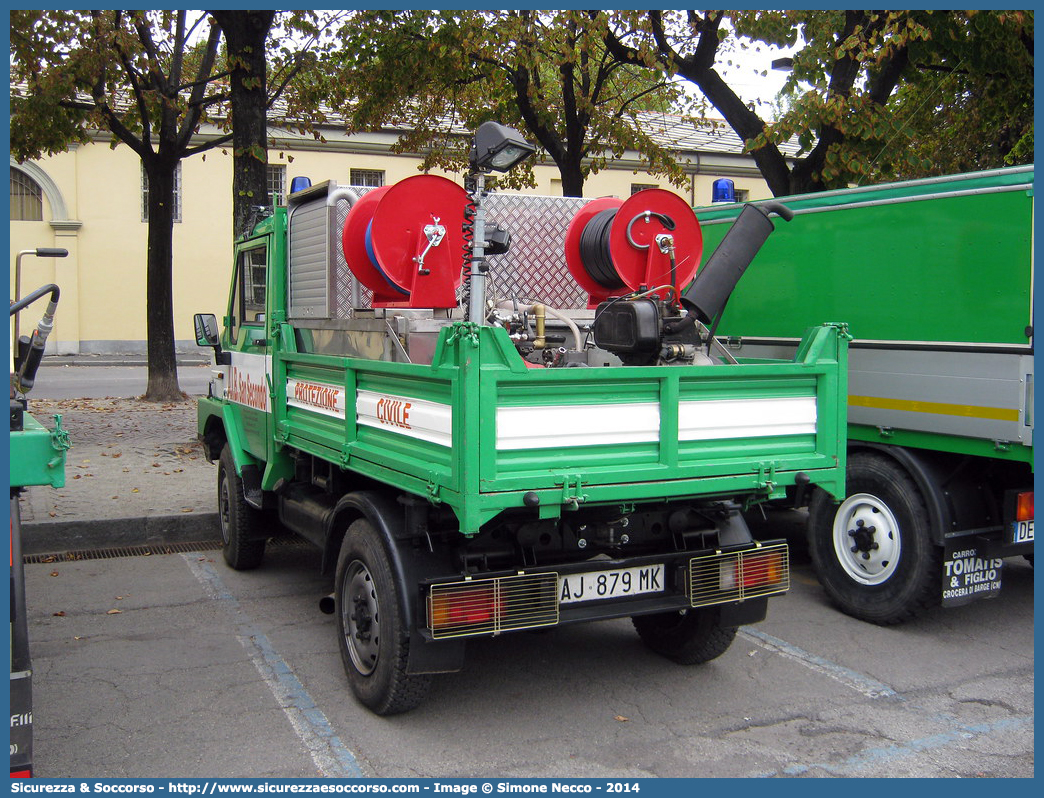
[223,238,272,459]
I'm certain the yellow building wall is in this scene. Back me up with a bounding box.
[11,135,773,356]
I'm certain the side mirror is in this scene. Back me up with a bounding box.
[194,313,220,347]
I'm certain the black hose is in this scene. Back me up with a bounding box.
[578,209,625,289]
[759,201,795,222]
[10,284,60,316]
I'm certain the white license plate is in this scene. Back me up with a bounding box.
[1014,519,1034,543]
[558,564,665,604]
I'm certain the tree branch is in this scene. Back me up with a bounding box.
[183,132,233,157]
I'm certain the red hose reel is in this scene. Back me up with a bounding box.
[564,188,703,308]
[341,175,468,308]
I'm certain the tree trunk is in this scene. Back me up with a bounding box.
[559,163,585,197]
[211,11,275,239]
[143,159,183,401]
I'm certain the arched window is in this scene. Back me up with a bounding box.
[10,169,43,221]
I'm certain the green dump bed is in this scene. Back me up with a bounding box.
[263,321,848,534]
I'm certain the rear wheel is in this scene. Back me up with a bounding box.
[808,451,942,624]
[217,445,267,570]
[632,607,737,665]
[334,518,430,715]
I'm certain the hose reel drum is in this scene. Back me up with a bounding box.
[564,189,703,308]
[341,175,468,308]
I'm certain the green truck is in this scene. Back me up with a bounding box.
[194,124,849,714]
[697,166,1034,624]
[10,281,70,777]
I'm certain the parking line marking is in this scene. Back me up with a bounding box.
[182,554,363,778]
[740,627,899,699]
[765,715,1034,777]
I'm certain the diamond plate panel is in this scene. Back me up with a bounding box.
[332,185,377,317]
[484,194,591,310]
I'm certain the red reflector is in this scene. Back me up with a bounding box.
[10,770,32,778]
[1017,492,1033,522]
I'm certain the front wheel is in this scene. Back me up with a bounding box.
[808,451,942,624]
[632,607,737,665]
[334,519,430,715]
[217,445,267,570]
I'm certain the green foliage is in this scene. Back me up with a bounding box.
[884,10,1033,179]
[324,10,693,195]
[10,10,230,401]
[602,10,1033,195]
[10,10,228,163]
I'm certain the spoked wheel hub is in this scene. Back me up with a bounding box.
[831,493,901,585]
[342,560,380,676]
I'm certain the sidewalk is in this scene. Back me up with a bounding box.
[17,397,221,555]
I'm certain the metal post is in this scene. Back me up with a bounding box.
[12,248,68,345]
[467,173,487,325]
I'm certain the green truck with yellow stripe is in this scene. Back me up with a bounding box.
[193,123,849,714]
[697,165,1034,624]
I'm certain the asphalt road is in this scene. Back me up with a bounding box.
[25,535,1034,779]
[34,363,213,399]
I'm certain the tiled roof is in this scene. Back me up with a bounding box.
[634,110,801,157]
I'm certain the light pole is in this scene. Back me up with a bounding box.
[465,122,536,325]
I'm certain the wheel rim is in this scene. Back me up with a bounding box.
[218,474,231,545]
[342,560,380,676]
[831,493,901,585]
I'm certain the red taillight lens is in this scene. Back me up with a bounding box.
[429,585,497,631]
[1016,492,1033,522]
[741,551,784,588]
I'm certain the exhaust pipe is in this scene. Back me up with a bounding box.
[682,202,793,324]
[319,593,335,614]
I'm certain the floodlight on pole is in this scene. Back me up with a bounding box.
[469,121,537,173]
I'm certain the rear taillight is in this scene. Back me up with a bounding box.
[427,573,559,639]
[1016,491,1033,522]
[429,585,497,631]
[741,549,785,588]
[694,543,790,607]
[718,548,785,591]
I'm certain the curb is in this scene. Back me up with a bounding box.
[22,512,221,556]
[41,356,210,368]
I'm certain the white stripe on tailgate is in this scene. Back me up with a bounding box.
[679,396,817,441]
[496,402,660,450]
[496,396,817,450]
[356,389,453,447]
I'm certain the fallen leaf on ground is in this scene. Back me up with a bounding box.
[614,715,629,723]
[53,611,66,617]
[106,609,122,615]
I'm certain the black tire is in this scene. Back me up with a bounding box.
[217,445,267,570]
[808,451,942,625]
[334,518,430,715]
[632,607,738,665]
